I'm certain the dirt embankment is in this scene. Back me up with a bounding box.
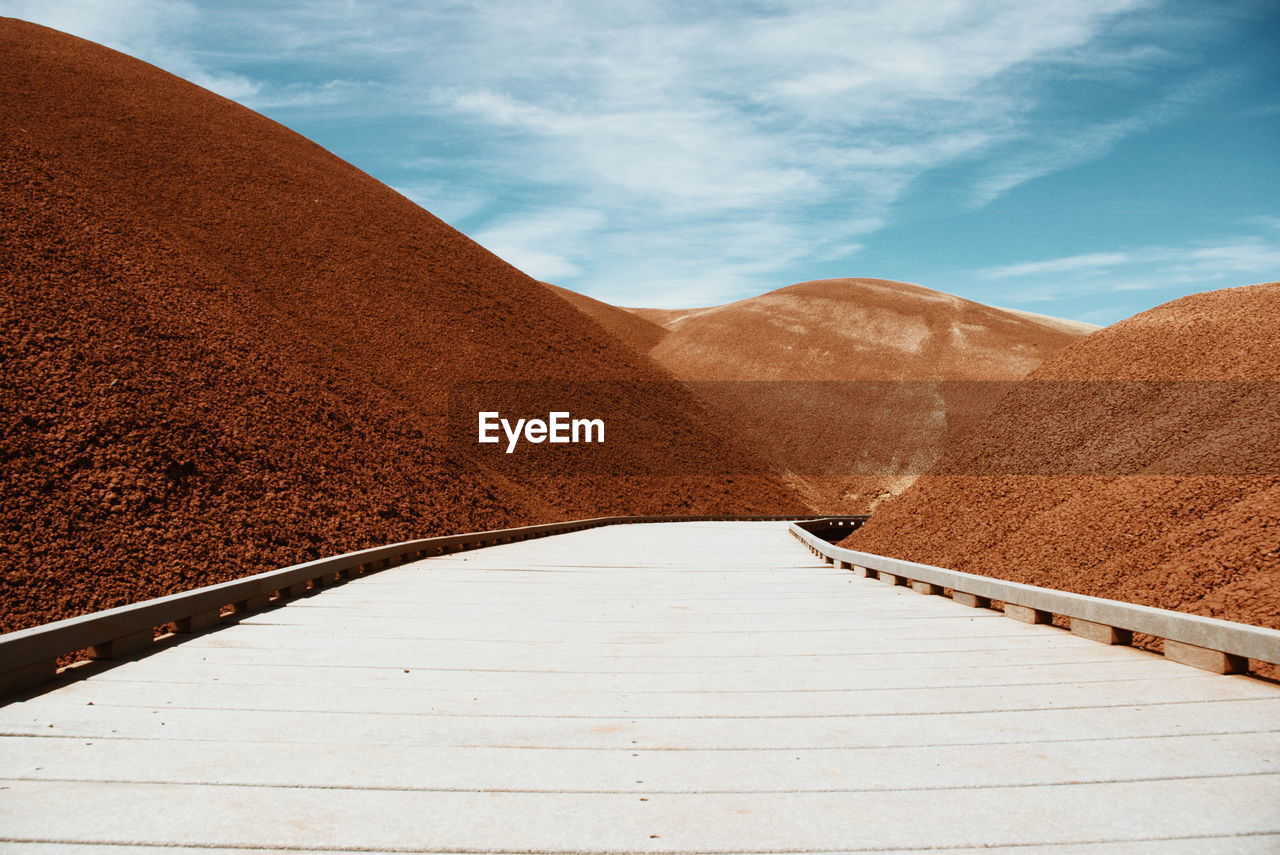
[0,18,803,634]
[840,283,1280,640]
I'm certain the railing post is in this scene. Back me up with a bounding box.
[0,659,55,695]
[232,595,270,617]
[1004,604,1050,624]
[88,630,153,660]
[175,610,221,633]
[1164,640,1247,674]
[1071,619,1132,646]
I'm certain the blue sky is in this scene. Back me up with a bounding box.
[5,0,1278,324]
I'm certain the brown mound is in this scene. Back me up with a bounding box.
[566,278,1092,511]
[841,283,1280,640]
[0,19,802,635]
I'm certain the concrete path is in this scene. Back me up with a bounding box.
[1,520,1278,853]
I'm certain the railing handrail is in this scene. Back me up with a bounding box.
[0,514,859,696]
[789,523,1280,667]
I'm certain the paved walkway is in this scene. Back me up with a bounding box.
[1,521,1278,853]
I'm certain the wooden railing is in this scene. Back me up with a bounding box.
[0,514,847,697]
[11,512,1261,698]
[790,522,1280,674]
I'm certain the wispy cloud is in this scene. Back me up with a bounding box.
[386,0,1198,302]
[984,252,1136,278]
[472,208,608,282]
[965,70,1235,207]
[3,0,1261,309]
[977,232,1280,306]
[0,0,266,100]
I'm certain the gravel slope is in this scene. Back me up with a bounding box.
[841,283,1280,639]
[0,19,802,634]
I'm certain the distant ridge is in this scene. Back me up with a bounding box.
[550,278,1094,510]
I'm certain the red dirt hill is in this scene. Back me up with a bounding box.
[840,283,1280,638]
[552,278,1094,511]
[0,18,802,634]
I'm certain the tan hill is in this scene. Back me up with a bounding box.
[551,278,1095,511]
[641,278,1093,382]
[840,283,1280,643]
[0,19,803,635]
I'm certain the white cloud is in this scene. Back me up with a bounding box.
[966,72,1231,206]
[244,79,372,110]
[4,0,1242,308]
[389,183,488,228]
[0,0,198,50]
[975,233,1280,305]
[428,0,1153,219]
[472,208,608,283]
[0,0,263,99]
[389,0,1190,301]
[185,70,262,102]
[1186,241,1280,273]
[983,252,1135,278]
